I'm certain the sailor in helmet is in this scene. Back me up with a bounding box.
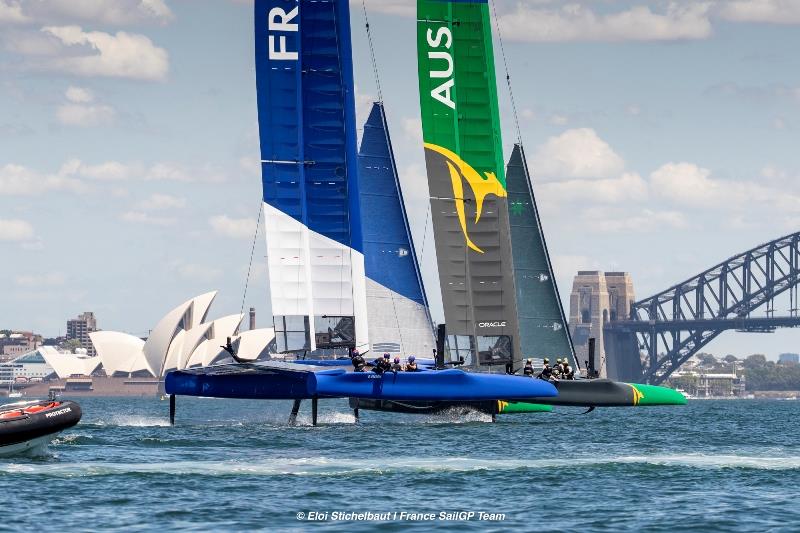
[537,358,553,380]
[563,358,575,380]
[351,349,366,372]
[391,356,403,372]
[404,355,419,372]
[523,358,535,377]
[373,352,393,374]
[551,359,563,380]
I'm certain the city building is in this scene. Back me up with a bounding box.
[568,271,635,377]
[0,350,55,385]
[0,331,41,361]
[778,353,800,364]
[67,312,98,356]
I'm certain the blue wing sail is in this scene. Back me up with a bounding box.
[255,0,367,353]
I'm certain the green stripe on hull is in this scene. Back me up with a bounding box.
[497,401,552,414]
[628,383,688,406]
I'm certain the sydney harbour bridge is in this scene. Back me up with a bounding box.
[604,232,800,385]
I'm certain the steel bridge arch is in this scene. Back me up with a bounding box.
[610,232,800,384]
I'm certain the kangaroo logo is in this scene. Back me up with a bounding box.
[630,384,645,406]
[424,143,506,254]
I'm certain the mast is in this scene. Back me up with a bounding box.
[416,0,522,370]
[255,0,368,355]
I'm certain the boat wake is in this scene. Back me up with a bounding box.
[97,416,172,428]
[4,454,800,476]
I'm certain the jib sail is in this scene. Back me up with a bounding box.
[506,144,576,366]
[358,102,435,357]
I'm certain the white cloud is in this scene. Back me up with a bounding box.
[497,3,713,43]
[0,1,29,24]
[121,211,175,226]
[650,162,800,214]
[0,219,35,241]
[351,0,414,17]
[57,102,115,126]
[145,162,190,181]
[532,128,625,180]
[75,160,132,181]
[583,207,689,233]
[15,272,66,287]
[402,117,423,144]
[239,155,260,176]
[135,193,186,211]
[521,108,536,121]
[550,114,568,126]
[718,0,800,24]
[65,86,92,103]
[209,215,256,239]
[0,163,86,195]
[41,26,169,81]
[2,0,172,26]
[145,162,224,183]
[539,172,648,204]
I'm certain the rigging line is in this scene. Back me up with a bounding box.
[240,201,264,321]
[490,0,522,146]
[361,0,383,103]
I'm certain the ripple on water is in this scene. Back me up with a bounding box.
[1,397,799,532]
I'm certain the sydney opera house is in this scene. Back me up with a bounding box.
[41,291,275,380]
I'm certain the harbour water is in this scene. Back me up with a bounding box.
[1,397,798,531]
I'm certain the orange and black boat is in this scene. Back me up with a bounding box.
[0,399,82,456]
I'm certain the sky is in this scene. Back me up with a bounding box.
[1,0,800,359]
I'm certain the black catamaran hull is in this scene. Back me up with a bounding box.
[350,379,686,415]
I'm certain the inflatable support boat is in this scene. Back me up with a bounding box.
[0,400,82,456]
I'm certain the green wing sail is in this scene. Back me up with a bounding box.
[417,0,521,369]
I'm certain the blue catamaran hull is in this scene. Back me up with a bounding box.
[165,364,557,401]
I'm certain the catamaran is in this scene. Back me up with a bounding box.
[165,0,684,424]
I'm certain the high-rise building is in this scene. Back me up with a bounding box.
[67,312,97,356]
[778,353,799,364]
[568,271,635,377]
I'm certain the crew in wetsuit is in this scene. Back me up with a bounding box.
[351,350,366,372]
[404,355,419,372]
[564,362,575,380]
[523,358,535,377]
[373,353,393,374]
[537,358,552,380]
[551,359,562,380]
[391,357,403,372]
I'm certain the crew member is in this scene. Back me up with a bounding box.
[523,358,535,377]
[351,350,366,372]
[392,356,403,372]
[537,358,552,380]
[405,355,419,372]
[373,353,392,374]
[564,362,575,380]
[551,359,562,379]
